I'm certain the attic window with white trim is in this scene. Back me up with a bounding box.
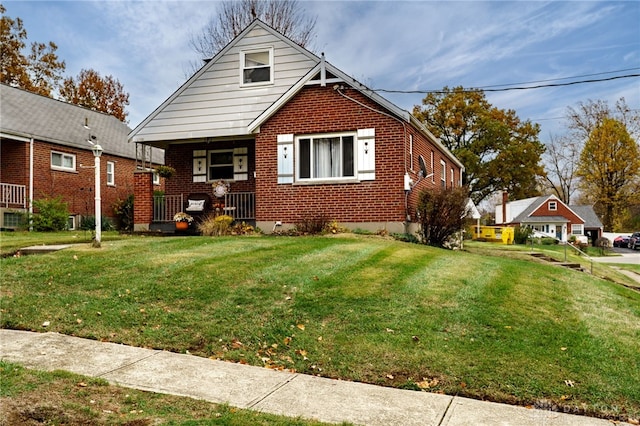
[241,48,273,85]
[549,201,557,211]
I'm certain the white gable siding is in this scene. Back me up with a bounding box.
[132,26,318,142]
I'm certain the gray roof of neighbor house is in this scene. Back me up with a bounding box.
[569,205,603,229]
[0,84,162,162]
[512,195,554,223]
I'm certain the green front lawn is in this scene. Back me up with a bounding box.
[0,361,339,425]
[1,234,639,421]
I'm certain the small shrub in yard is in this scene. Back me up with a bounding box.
[514,225,533,244]
[294,215,329,235]
[31,196,69,231]
[198,214,234,236]
[324,220,348,234]
[231,221,256,235]
[416,186,469,248]
[541,237,558,245]
[112,195,134,232]
[80,216,114,231]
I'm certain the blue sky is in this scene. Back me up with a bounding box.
[4,1,639,140]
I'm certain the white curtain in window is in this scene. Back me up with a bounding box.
[314,137,340,178]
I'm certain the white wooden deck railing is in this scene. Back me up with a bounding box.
[1,183,26,208]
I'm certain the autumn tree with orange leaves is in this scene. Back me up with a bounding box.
[59,69,130,122]
[0,4,65,96]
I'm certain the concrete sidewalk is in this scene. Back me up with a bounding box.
[0,329,629,425]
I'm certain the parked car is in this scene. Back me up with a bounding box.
[629,232,640,250]
[613,235,630,248]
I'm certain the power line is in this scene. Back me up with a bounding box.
[373,72,640,94]
[469,67,640,89]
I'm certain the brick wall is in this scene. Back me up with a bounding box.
[2,138,138,218]
[255,85,460,224]
[530,198,584,227]
[133,171,153,227]
[164,141,256,197]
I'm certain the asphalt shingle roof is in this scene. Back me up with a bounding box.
[1,84,161,161]
[569,205,604,229]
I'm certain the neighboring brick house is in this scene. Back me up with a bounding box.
[129,20,464,234]
[0,84,163,230]
[495,193,603,243]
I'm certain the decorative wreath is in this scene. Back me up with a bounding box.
[212,180,229,198]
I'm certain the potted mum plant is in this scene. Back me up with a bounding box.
[173,212,193,230]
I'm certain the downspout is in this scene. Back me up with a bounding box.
[29,137,34,230]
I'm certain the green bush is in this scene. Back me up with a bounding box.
[112,195,134,232]
[541,237,558,245]
[31,197,69,231]
[80,215,113,232]
[514,225,533,244]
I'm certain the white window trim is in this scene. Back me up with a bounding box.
[240,47,274,87]
[571,224,584,235]
[549,201,557,211]
[440,160,446,188]
[106,161,115,186]
[51,151,76,172]
[208,149,235,181]
[431,151,435,183]
[152,171,160,185]
[295,132,357,183]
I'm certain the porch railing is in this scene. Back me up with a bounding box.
[1,183,26,208]
[153,192,255,222]
[153,194,183,222]
[224,192,255,221]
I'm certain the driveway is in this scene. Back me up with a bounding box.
[593,246,640,264]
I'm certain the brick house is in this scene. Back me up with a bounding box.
[0,84,163,230]
[129,20,464,234]
[495,193,603,243]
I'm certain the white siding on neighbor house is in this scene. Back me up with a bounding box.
[131,25,318,143]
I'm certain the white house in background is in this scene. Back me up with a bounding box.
[495,193,603,244]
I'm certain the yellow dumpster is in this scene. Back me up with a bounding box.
[472,226,514,244]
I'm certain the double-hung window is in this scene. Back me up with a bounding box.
[440,160,446,188]
[208,150,234,180]
[571,224,583,235]
[51,151,76,171]
[241,48,273,85]
[297,134,355,181]
[106,161,115,186]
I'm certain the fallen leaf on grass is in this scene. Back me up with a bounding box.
[386,374,394,380]
[296,324,305,331]
[77,382,87,387]
[564,380,575,387]
[231,339,244,349]
[283,336,292,345]
[417,378,440,389]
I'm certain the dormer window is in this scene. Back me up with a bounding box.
[241,48,273,86]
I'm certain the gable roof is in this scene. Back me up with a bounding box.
[569,205,603,229]
[129,20,319,144]
[512,195,554,223]
[127,20,462,169]
[0,84,153,160]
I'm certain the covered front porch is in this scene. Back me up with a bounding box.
[150,191,255,233]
